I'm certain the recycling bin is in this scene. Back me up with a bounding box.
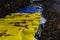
[0,5,43,40]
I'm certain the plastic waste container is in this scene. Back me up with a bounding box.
[0,5,43,40]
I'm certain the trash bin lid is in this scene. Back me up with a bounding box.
[16,5,43,13]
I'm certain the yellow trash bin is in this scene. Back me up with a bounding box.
[0,12,41,40]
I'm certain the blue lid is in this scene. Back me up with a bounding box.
[16,5,43,13]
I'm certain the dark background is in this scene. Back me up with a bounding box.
[40,0,60,40]
[0,0,30,18]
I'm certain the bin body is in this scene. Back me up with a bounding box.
[0,12,41,40]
